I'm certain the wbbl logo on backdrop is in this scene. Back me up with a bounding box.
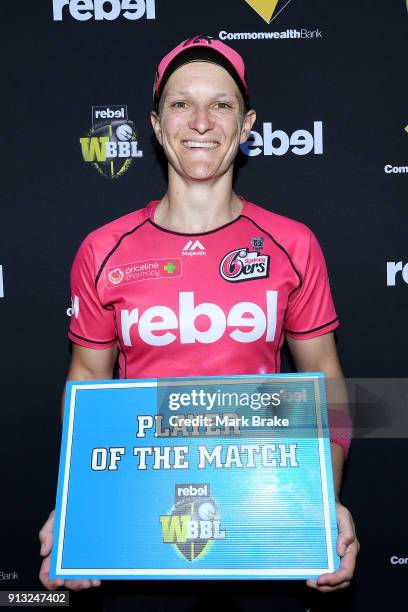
[79,105,143,179]
[159,484,226,561]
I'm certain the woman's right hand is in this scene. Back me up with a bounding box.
[38,510,101,591]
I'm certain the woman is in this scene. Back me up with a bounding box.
[39,35,358,607]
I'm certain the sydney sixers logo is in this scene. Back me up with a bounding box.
[220,248,270,282]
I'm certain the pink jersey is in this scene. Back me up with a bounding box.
[68,198,339,378]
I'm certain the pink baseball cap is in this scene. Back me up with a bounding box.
[153,35,249,110]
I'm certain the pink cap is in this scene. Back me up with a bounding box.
[153,35,249,109]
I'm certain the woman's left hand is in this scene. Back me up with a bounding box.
[306,501,360,592]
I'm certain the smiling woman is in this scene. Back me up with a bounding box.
[39,33,358,610]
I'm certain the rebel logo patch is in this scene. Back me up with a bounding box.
[219,248,270,282]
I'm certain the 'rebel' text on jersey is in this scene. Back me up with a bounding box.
[68,198,339,378]
[120,290,278,347]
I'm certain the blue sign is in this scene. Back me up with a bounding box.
[50,373,340,580]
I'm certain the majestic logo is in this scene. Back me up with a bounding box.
[66,295,80,318]
[159,484,225,561]
[245,0,295,23]
[241,121,323,156]
[53,0,156,21]
[182,240,206,257]
[386,261,408,286]
[220,248,270,282]
[105,259,181,288]
[120,290,278,347]
[79,105,143,179]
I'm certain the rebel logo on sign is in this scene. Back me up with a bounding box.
[220,248,270,282]
[159,484,226,561]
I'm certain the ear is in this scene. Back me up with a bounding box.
[150,110,163,146]
[240,109,256,144]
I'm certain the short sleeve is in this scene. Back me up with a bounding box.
[68,237,117,349]
[284,230,339,339]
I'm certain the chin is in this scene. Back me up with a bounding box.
[183,165,219,181]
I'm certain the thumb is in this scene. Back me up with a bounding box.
[337,504,355,555]
[39,510,55,557]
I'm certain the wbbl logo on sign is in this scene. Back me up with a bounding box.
[79,105,143,179]
[159,484,226,561]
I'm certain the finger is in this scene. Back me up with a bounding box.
[336,507,355,553]
[39,556,64,591]
[64,580,93,591]
[314,544,358,588]
[338,528,356,551]
[91,580,102,587]
[307,580,351,593]
[39,510,55,536]
[39,511,55,556]
[337,541,358,580]
[316,569,349,587]
[39,534,52,558]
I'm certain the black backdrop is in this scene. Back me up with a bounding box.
[1,1,407,609]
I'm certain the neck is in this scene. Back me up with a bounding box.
[154,167,243,233]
